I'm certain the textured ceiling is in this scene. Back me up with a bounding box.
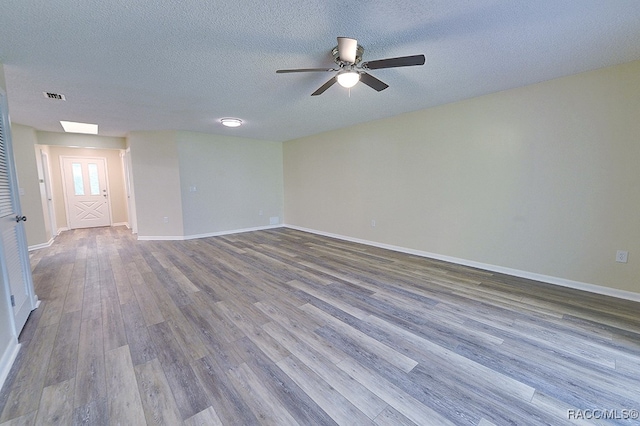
[2,1,640,142]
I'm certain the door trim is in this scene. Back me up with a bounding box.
[39,149,57,239]
[123,148,138,234]
[0,334,20,393]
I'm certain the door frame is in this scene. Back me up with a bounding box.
[39,149,57,239]
[122,148,137,234]
[60,155,113,229]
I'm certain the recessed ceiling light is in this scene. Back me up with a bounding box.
[60,120,98,134]
[220,118,242,128]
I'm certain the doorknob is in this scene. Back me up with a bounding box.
[15,215,27,223]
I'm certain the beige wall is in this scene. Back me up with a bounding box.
[176,131,283,237]
[128,131,184,238]
[284,60,640,295]
[36,131,125,150]
[11,124,49,247]
[128,130,283,239]
[46,145,128,230]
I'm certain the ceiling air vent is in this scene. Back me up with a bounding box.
[43,92,66,100]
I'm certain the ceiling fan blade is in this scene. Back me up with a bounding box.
[276,67,337,73]
[337,37,358,63]
[359,72,389,92]
[362,54,426,70]
[311,76,337,96]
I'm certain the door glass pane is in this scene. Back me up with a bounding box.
[72,163,84,195]
[88,163,100,195]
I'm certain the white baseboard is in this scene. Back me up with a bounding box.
[28,238,54,251]
[0,338,20,393]
[137,224,284,241]
[284,224,640,303]
[56,227,69,235]
[182,224,283,240]
[137,235,185,241]
[111,222,129,228]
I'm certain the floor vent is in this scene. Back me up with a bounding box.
[43,92,66,100]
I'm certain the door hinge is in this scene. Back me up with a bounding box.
[10,295,15,307]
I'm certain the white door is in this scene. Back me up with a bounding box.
[62,157,111,229]
[0,89,37,335]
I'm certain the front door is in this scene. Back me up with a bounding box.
[62,157,111,229]
[0,89,37,335]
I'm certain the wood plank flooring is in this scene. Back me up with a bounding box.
[1,226,639,425]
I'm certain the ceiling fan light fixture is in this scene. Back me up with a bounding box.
[276,36,425,96]
[337,71,360,88]
[220,118,243,128]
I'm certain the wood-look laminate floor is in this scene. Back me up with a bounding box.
[1,226,639,425]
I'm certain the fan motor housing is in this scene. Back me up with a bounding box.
[332,44,364,65]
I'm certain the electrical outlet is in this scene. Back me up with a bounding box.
[163,217,169,223]
[371,219,376,227]
[616,250,628,263]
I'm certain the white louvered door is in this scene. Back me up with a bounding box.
[0,89,36,335]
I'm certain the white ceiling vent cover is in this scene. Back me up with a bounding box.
[43,92,66,100]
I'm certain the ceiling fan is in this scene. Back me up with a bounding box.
[276,37,425,96]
